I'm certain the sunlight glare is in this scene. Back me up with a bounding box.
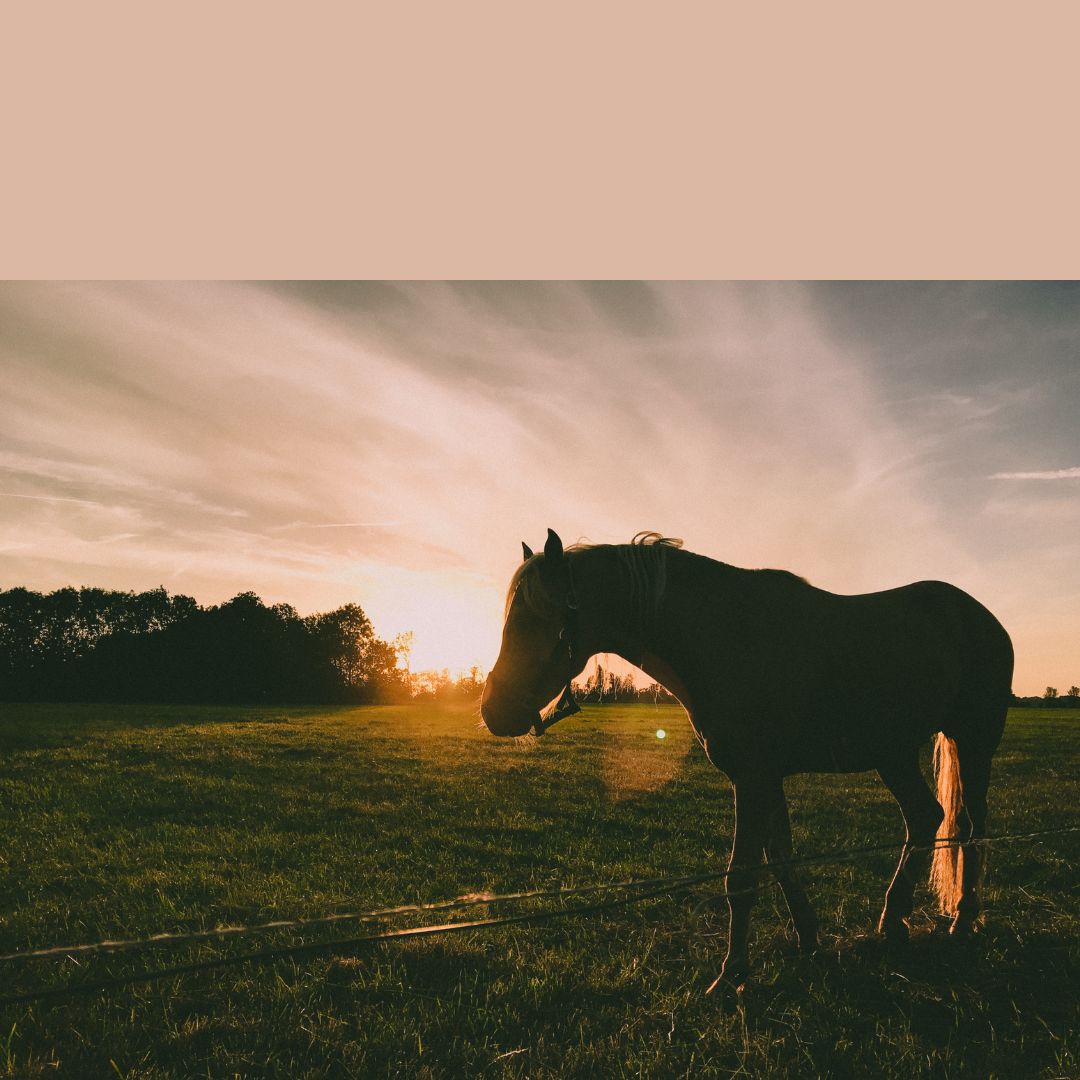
[363,571,503,674]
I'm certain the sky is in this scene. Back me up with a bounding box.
[0,281,1077,695]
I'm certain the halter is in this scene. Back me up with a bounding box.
[531,561,583,736]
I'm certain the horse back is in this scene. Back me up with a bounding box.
[668,563,1012,776]
[795,579,1009,773]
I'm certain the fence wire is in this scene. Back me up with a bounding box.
[2,822,1078,1008]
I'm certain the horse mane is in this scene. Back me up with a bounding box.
[614,532,683,634]
[751,567,811,585]
[504,531,684,625]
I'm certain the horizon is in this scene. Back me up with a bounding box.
[1,281,1078,695]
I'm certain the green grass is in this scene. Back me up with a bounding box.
[1,703,1079,1079]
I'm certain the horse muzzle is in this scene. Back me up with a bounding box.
[480,674,541,737]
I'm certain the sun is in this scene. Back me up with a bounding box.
[367,574,503,675]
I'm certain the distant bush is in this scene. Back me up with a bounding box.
[405,665,485,705]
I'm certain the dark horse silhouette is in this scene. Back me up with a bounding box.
[480,530,1013,988]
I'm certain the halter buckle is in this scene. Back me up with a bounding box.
[532,683,581,736]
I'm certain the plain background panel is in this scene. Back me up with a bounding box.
[0,1,1076,277]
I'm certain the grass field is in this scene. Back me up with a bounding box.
[1,702,1079,1079]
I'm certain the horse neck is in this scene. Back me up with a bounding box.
[572,545,658,664]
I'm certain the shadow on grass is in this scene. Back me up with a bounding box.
[701,919,1080,1078]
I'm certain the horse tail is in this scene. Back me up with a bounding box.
[929,733,966,915]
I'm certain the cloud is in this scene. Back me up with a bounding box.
[0,450,249,517]
[991,468,1080,480]
[274,522,406,530]
[2,281,1079,691]
[0,491,102,506]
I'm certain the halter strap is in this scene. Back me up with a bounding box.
[531,683,581,736]
[531,561,583,736]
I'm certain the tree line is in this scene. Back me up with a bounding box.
[571,662,679,705]
[0,585,407,705]
[1011,686,1080,709]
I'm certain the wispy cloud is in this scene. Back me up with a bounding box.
[0,451,249,517]
[2,280,1079,690]
[991,468,1080,480]
[0,491,103,506]
[275,522,405,530]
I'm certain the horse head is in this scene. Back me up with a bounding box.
[481,528,582,737]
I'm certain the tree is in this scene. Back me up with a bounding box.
[645,681,679,704]
[392,632,414,671]
[304,603,403,702]
[305,603,375,688]
[1045,687,1059,699]
[457,665,484,698]
[0,585,202,701]
[1069,686,1080,698]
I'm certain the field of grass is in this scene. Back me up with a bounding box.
[1,701,1079,1079]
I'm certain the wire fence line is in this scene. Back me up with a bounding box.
[0,882,705,1008]
[0,874,727,965]
[2,819,1078,1007]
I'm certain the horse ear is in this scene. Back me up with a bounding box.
[544,528,563,564]
[522,542,534,562]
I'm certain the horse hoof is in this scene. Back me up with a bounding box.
[708,959,748,996]
[880,919,910,946]
[706,973,746,999]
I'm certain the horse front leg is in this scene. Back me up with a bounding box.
[714,775,772,989]
[763,778,818,954]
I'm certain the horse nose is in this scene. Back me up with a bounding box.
[480,673,535,737]
[479,674,501,729]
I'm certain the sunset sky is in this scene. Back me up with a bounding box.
[1,281,1077,694]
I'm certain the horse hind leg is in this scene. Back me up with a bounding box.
[876,749,945,944]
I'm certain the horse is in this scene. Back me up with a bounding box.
[480,529,1013,989]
